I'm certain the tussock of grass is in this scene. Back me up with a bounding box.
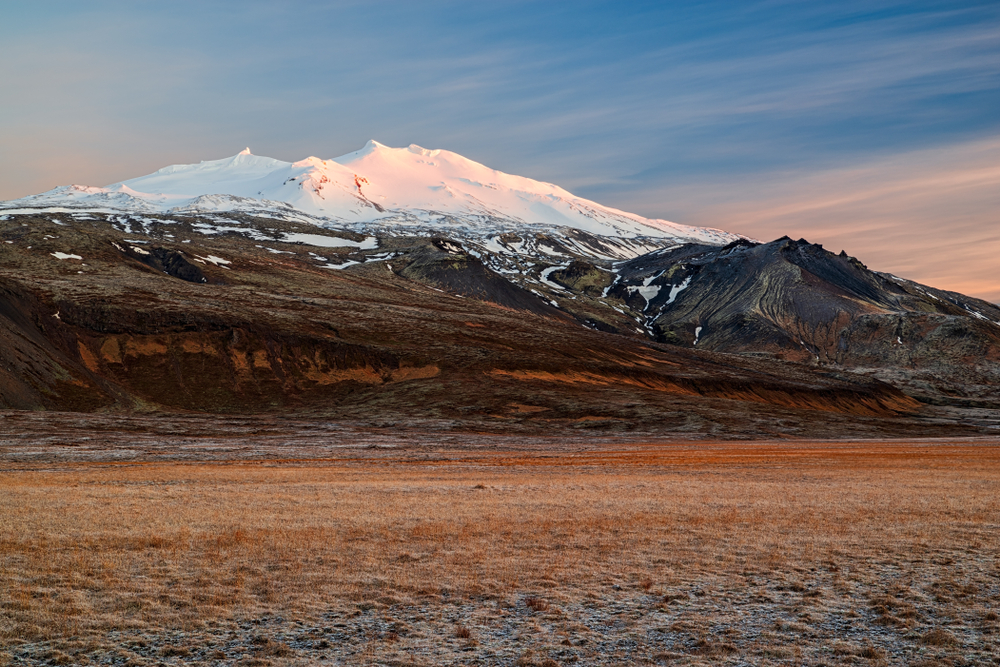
[919,628,958,646]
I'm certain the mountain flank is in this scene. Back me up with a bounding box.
[0,209,996,438]
[2,143,999,436]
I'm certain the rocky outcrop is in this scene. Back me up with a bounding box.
[605,238,1000,407]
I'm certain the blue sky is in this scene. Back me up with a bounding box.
[3,1,999,298]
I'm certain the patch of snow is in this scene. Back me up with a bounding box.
[625,272,665,308]
[50,252,82,260]
[539,264,569,290]
[320,260,359,270]
[537,243,567,257]
[897,336,903,344]
[966,309,1000,326]
[914,289,940,301]
[283,232,378,249]
[1,208,88,216]
[638,284,661,302]
[194,254,231,266]
[666,275,692,305]
[639,272,665,302]
[130,246,150,255]
[478,236,512,255]
[190,223,270,241]
[694,326,703,345]
[602,274,621,298]
[627,284,661,305]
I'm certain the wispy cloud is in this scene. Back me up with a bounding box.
[623,137,1000,302]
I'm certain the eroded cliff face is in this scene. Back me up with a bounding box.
[71,328,440,413]
[0,212,992,437]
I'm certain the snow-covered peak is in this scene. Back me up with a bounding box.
[129,150,287,184]
[0,142,741,246]
[406,144,441,157]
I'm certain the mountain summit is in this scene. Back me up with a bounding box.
[1,142,738,251]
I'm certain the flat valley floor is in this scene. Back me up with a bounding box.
[1,412,999,666]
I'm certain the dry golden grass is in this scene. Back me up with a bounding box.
[2,439,999,665]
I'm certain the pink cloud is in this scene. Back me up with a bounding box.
[660,138,1000,302]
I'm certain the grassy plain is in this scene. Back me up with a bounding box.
[2,427,999,665]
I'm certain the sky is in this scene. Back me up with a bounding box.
[2,1,999,300]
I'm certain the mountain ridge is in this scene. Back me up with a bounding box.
[1,145,999,435]
[1,142,740,249]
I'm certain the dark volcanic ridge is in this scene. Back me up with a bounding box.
[1,210,999,437]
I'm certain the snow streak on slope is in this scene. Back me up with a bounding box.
[1,142,739,248]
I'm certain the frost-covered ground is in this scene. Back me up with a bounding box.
[2,414,998,667]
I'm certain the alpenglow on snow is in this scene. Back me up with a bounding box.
[1,141,740,253]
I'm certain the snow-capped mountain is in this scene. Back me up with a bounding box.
[1,142,739,257]
[4,144,1000,425]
